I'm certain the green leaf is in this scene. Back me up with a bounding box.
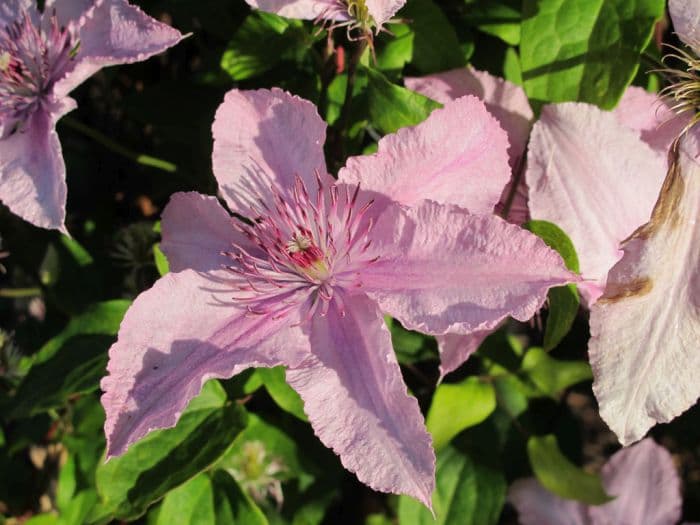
[398,445,506,525]
[465,0,521,45]
[56,454,77,511]
[211,471,268,525]
[527,434,613,505]
[520,0,665,108]
[153,244,169,276]
[10,335,113,418]
[387,317,438,364]
[91,381,247,521]
[426,377,497,451]
[258,367,308,422]
[375,24,414,72]
[523,220,579,273]
[398,0,466,74]
[33,300,131,364]
[156,474,215,525]
[524,220,580,350]
[58,490,98,525]
[521,347,592,398]
[24,515,59,525]
[221,12,309,81]
[366,68,441,134]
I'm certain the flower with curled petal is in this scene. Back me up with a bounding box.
[101,88,577,507]
[0,0,184,233]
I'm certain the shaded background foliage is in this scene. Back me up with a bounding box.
[0,0,698,523]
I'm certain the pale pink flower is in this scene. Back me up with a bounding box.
[0,0,184,233]
[101,88,576,506]
[244,0,402,38]
[669,0,699,54]
[508,439,682,525]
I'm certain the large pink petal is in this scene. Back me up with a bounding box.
[101,268,310,457]
[43,0,93,26]
[404,67,534,169]
[212,88,330,216]
[525,103,666,305]
[670,0,700,53]
[160,192,258,273]
[508,478,589,525]
[589,439,681,525]
[286,292,435,507]
[589,130,700,445]
[0,100,74,232]
[54,0,184,96]
[360,200,577,336]
[613,86,691,156]
[244,0,347,21]
[435,330,490,381]
[338,96,510,215]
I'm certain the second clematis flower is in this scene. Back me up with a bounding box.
[101,88,577,507]
[0,0,184,233]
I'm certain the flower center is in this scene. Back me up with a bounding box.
[0,11,78,130]
[659,44,700,133]
[223,173,378,320]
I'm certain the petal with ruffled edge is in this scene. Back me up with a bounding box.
[435,330,490,381]
[404,68,532,224]
[588,439,682,525]
[359,200,577,336]
[338,96,510,216]
[526,103,666,305]
[613,86,691,156]
[102,268,310,457]
[0,99,75,232]
[365,0,405,27]
[589,131,700,445]
[670,0,700,54]
[405,67,534,169]
[508,478,589,525]
[53,0,185,96]
[212,88,330,216]
[160,191,261,273]
[286,292,435,507]
[244,0,347,21]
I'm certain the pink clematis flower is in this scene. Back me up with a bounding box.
[244,0,401,39]
[101,88,576,506]
[508,438,682,525]
[0,0,184,233]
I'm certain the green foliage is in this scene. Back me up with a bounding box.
[398,445,506,525]
[366,68,441,134]
[527,434,613,505]
[427,377,497,451]
[258,367,308,422]
[91,381,247,521]
[520,347,592,398]
[524,220,581,350]
[464,0,521,45]
[521,0,665,108]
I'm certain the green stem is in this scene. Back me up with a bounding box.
[61,117,177,173]
[337,39,368,142]
[499,151,527,220]
[0,287,41,298]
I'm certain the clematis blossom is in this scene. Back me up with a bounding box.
[244,0,401,40]
[508,438,682,525]
[101,88,576,506]
[0,0,184,233]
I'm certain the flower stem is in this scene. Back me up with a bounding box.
[0,287,41,298]
[337,39,368,141]
[499,152,527,220]
[61,117,178,173]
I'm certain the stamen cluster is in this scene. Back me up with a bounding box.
[223,173,378,321]
[658,44,700,133]
[0,11,77,129]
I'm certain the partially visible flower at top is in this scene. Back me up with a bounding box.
[656,0,700,133]
[508,438,682,525]
[244,0,403,41]
[0,0,184,233]
[101,88,577,508]
[226,440,287,508]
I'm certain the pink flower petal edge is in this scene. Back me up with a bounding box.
[508,439,682,525]
[669,0,700,54]
[338,95,511,216]
[589,129,700,445]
